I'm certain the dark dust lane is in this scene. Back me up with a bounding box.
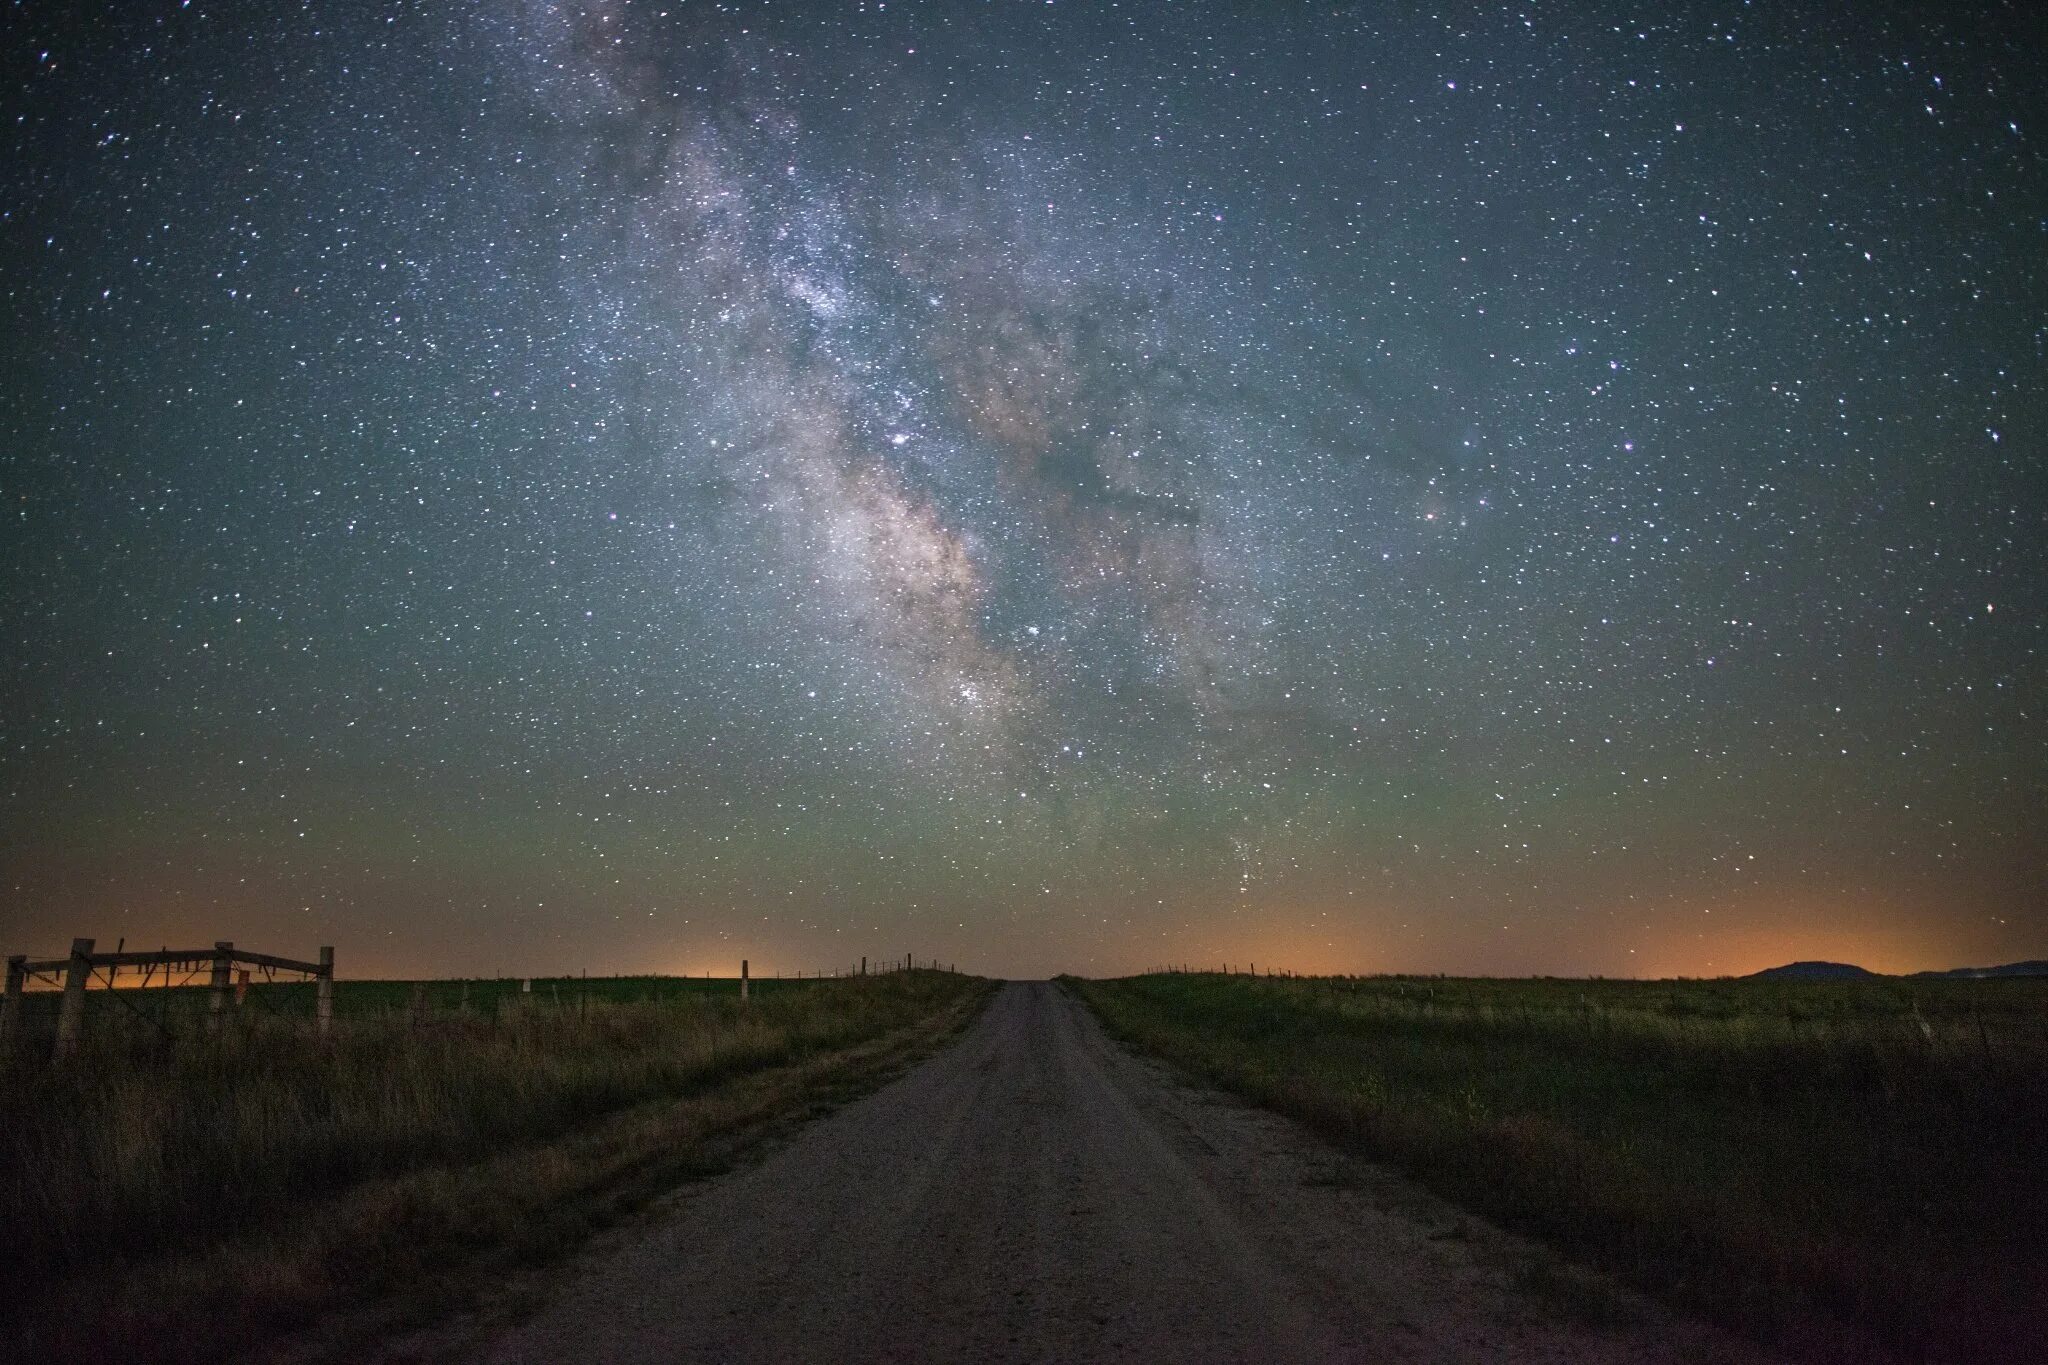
[484,982,1763,1364]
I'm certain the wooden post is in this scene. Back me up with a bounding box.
[740,958,749,1002]
[54,938,93,1060]
[2,955,24,1046]
[235,968,250,1005]
[208,942,233,1034]
[409,979,428,1025]
[860,955,867,977]
[316,946,334,1037]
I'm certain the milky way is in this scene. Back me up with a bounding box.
[3,2,2042,976]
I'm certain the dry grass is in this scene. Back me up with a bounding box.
[3,971,992,1361]
[1067,971,2048,1364]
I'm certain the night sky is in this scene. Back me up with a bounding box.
[4,1,2042,980]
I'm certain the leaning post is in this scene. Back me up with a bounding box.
[54,938,94,1060]
[208,941,233,1034]
[316,946,334,1037]
[1,955,24,1046]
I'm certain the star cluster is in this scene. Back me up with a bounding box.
[3,1,2041,977]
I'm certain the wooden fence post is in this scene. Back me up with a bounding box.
[860,956,867,977]
[1,955,23,1046]
[208,942,233,1034]
[740,958,749,1002]
[316,946,334,1037]
[54,938,94,1060]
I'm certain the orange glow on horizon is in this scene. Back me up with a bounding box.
[1111,885,1996,981]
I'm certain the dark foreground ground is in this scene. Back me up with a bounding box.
[1073,972,2048,1364]
[477,982,1762,1364]
[3,971,985,1362]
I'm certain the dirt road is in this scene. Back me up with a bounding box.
[485,981,1759,1363]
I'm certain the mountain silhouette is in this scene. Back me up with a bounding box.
[1747,961,1880,980]
[1746,960,2047,980]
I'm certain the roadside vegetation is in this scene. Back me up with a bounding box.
[1067,971,2047,1363]
[3,970,992,1361]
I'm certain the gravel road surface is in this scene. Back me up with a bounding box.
[485,981,1761,1363]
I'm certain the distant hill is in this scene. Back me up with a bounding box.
[1909,960,2048,979]
[1748,960,2048,981]
[1748,961,1881,981]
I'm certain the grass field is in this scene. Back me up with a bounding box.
[1067,972,2048,1364]
[3,969,992,1361]
[1,968,842,1038]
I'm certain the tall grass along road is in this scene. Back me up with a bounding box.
[1070,973,2047,1364]
[485,981,1759,1364]
[3,970,990,1362]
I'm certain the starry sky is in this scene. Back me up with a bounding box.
[3,1,2042,980]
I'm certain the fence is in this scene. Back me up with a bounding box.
[2,939,333,1062]
[1,942,968,1064]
